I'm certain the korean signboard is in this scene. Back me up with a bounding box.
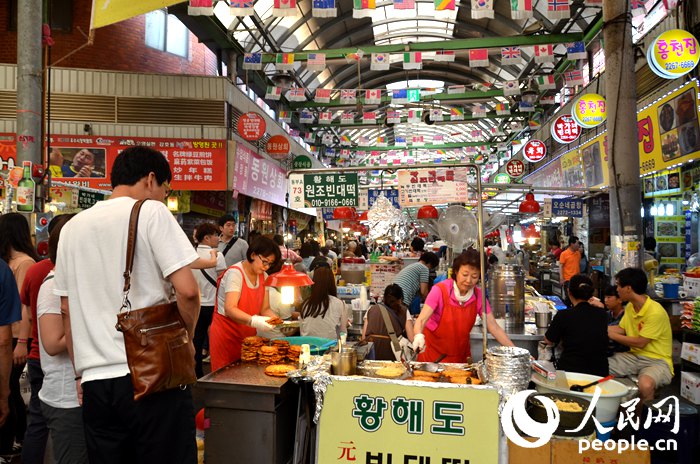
[368,189,400,209]
[265,135,290,159]
[560,150,585,188]
[0,134,227,191]
[572,93,607,129]
[232,144,288,207]
[237,112,266,141]
[397,168,470,207]
[505,159,525,179]
[317,377,499,463]
[552,198,584,217]
[647,29,699,79]
[550,114,581,144]
[292,154,313,169]
[77,190,105,209]
[580,133,609,188]
[522,139,547,163]
[638,79,700,175]
[288,173,359,208]
[524,158,563,188]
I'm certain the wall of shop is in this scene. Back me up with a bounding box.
[0,0,217,76]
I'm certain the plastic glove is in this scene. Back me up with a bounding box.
[250,315,274,331]
[399,336,411,350]
[412,333,426,353]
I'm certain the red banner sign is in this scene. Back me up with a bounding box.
[523,139,547,163]
[265,134,291,159]
[506,159,525,178]
[237,112,267,141]
[550,114,581,144]
[0,134,227,191]
[232,144,288,206]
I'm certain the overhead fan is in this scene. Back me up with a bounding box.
[483,212,507,234]
[436,205,478,252]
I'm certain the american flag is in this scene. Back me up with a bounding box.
[501,46,521,65]
[188,0,214,16]
[315,88,331,103]
[546,0,570,20]
[534,44,555,63]
[306,53,326,72]
[472,104,486,117]
[359,136,370,145]
[393,0,415,10]
[365,89,382,104]
[386,110,401,123]
[340,89,357,104]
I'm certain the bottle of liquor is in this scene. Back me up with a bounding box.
[16,161,35,212]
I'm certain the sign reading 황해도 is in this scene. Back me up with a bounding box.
[288,173,358,208]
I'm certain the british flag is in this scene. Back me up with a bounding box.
[501,46,521,65]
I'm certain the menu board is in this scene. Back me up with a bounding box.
[397,168,470,207]
[368,263,401,301]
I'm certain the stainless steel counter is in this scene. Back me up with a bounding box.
[470,323,546,360]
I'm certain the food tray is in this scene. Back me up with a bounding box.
[357,360,481,383]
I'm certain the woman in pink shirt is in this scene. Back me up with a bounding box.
[413,249,514,363]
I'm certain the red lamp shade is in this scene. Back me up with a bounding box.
[357,211,368,221]
[519,193,541,214]
[264,263,313,288]
[333,206,356,220]
[417,205,439,219]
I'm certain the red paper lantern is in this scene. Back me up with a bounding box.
[417,205,439,219]
[519,193,541,214]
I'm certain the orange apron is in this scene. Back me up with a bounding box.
[209,266,265,371]
[418,281,477,364]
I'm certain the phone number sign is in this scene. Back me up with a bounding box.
[288,173,358,208]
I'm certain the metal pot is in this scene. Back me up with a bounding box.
[352,309,367,326]
[488,264,525,328]
[535,311,553,328]
[331,348,357,375]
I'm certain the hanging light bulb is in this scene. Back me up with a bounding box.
[641,206,645,218]
[650,203,658,216]
[280,286,295,305]
[665,202,674,216]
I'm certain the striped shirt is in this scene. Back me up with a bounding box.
[392,262,429,306]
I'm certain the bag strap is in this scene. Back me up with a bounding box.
[222,237,238,257]
[200,269,218,287]
[377,304,401,355]
[121,199,147,311]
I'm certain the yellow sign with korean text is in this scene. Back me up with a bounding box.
[579,133,609,188]
[90,0,180,29]
[317,377,500,464]
[560,149,585,188]
[638,79,700,175]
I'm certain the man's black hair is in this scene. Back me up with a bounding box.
[615,267,647,295]
[568,236,579,246]
[604,285,619,298]
[218,214,236,227]
[410,237,425,252]
[110,146,171,189]
[420,252,439,268]
[644,237,657,252]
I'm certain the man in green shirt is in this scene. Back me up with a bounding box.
[608,267,673,404]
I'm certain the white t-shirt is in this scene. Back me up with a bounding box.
[300,295,346,340]
[218,237,249,268]
[193,245,226,306]
[37,272,79,409]
[216,262,267,316]
[53,197,199,383]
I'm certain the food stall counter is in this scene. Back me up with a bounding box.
[470,324,546,360]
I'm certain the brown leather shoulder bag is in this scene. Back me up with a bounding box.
[115,199,196,400]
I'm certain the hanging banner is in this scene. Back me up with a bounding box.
[232,144,287,206]
[397,168,470,207]
[317,378,499,463]
[368,188,400,209]
[560,150,585,188]
[288,173,359,208]
[638,79,700,175]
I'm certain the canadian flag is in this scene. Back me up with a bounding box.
[534,44,555,63]
[365,89,382,104]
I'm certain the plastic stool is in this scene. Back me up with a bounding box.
[639,402,698,464]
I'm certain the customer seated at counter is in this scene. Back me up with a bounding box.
[363,284,415,361]
[543,274,609,377]
[412,248,514,363]
[604,285,629,357]
[300,267,348,339]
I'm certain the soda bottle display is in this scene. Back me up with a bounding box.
[16,161,35,212]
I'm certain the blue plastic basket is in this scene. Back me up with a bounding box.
[281,336,337,355]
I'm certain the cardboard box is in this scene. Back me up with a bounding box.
[680,371,700,405]
[680,342,700,365]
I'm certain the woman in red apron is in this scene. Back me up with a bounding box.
[413,248,514,363]
[209,237,281,371]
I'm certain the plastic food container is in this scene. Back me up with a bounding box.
[281,336,337,355]
[531,372,630,423]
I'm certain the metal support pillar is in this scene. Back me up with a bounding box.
[16,0,43,168]
[603,0,643,275]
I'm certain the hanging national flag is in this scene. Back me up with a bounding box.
[353,0,376,18]
[432,135,444,143]
[546,0,570,20]
[340,89,357,104]
[272,0,297,16]
[265,86,283,100]
[312,0,337,18]
[340,135,352,146]
[299,110,315,123]
[306,53,326,72]
[345,49,365,63]
[289,129,300,138]
[495,102,510,115]
[534,44,555,63]
[386,110,401,124]
[584,0,603,4]
[411,135,424,146]
[434,50,456,62]
[434,0,455,12]
[472,104,487,117]
[510,0,533,20]
[469,49,489,67]
[319,111,333,124]
[473,82,493,92]
[365,89,382,104]
[630,0,646,17]
[359,136,370,145]
[286,88,306,102]
[303,132,315,143]
[470,129,483,138]
[393,0,415,10]
[242,52,262,70]
[564,70,584,87]
[188,0,214,16]
[540,95,557,105]
[371,53,390,70]
[450,107,464,121]
[471,0,494,19]
[314,88,332,103]
[535,74,556,90]
[363,112,377,123]
[489,127,501,137]
[230,0,255,16]
[391,89,408,103]
[341,112,355,124]
[403,52,422,70]
[275,53,295,71]
[279,111,291,122]
[519,102,535,112]
[394,137,406,146]
[503,80,520,96]
[447,85,466,94]
[376,136,387,147]
[528,119,542,130]
[501,46,521,65]
[566,41,586,60]
[322,133,334,145]
[408,110,422,123]
[429,109,443,122]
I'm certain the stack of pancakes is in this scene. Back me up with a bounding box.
[257,346,284,365]
[272,340,290,358]
[241,336,264,362]
[286,345,302,364]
